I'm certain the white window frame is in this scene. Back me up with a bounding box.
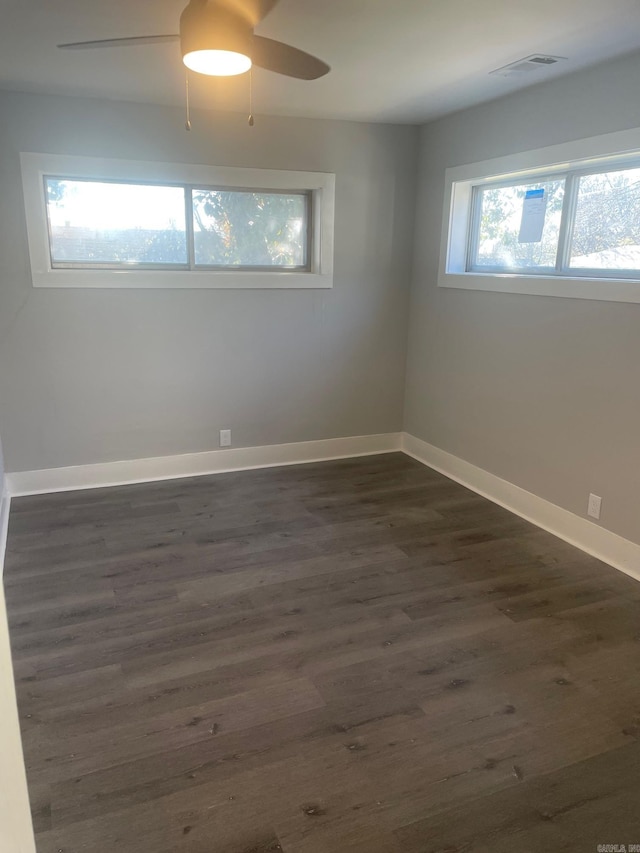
[439,125,640,304]
[21,153,335,289]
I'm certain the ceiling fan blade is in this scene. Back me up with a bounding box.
[58,35,179,50]
[251,36,329,80]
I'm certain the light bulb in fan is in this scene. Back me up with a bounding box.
[183,49,251,76]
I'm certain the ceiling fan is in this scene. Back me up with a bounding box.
[58,0,330,81]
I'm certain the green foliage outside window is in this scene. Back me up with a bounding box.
[192,189,307,268]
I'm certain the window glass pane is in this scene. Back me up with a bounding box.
[192,189,308,268]
[570,167,640,270]
[474,179,565,270]
[45,178,187,265]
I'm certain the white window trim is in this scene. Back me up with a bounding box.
[21,152,335,289]
[438,125,640,304]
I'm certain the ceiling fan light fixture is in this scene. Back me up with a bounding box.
[183,49,251,76]
[180,0,253,77]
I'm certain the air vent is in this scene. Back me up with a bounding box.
[490,55,567,78]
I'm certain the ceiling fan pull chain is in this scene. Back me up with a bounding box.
[248,67,254,127]
[185,71,192,131]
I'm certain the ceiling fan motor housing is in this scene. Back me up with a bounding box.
[180,0,253,60]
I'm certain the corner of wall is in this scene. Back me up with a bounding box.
[402,432,640,585]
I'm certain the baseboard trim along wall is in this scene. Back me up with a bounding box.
[0,489,10,580]
[6,432,403,497]
[0,485,37,853]
[6,430,639,582]
[402,432,640,584]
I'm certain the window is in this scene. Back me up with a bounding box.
[22,154,335,289]
[440,125,640,303]
[569,167,640,273]
[470,177,565,272]
[190,188,310,270]
[46,179,189,267]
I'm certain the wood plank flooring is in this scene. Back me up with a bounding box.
[4,452,640,852]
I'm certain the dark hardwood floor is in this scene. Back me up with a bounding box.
[4,452,640,852]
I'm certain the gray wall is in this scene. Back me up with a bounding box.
[0,91,418,473]
[405,49,640,546]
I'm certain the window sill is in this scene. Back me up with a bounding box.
[31,268,333,290]
[438,271,640,304]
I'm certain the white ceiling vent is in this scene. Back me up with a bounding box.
[490,55,567,78]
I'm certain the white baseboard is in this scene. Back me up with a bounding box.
[0,486,36,852]
[0,489,10,581]
[6,432,403,497]
[7,430,638,584]
[402,432,640,584]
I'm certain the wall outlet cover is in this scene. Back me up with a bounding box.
[588,493,602,520]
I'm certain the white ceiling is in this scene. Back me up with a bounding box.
[2,0,640,124]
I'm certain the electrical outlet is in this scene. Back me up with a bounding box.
[219,429,231,447]
[587,493,602,520]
